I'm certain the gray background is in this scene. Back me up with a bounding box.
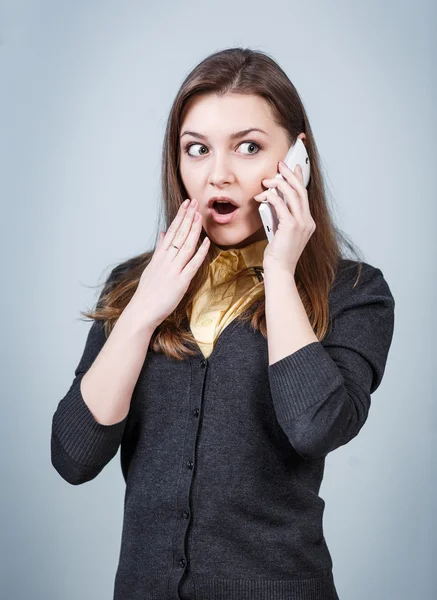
[1,1,435,598]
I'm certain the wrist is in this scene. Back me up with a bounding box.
[263,265,297,285]
[122,295,159,336]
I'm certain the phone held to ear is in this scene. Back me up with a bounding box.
[258,138,311,243]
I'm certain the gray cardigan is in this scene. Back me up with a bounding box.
[51,258,395,600]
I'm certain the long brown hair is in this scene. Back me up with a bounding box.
[81,47,363,359]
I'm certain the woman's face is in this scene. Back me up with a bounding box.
[178,92,306,250]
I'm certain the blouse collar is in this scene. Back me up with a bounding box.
[209,238,268,270]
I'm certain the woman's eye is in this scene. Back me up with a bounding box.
[183,141,261,157]
[185,144,208,157]
[239,142,260,155]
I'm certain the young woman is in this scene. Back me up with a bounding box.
[51,47,395,600]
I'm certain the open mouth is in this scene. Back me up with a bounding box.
[213,201,238,215]
[209,201,240,224]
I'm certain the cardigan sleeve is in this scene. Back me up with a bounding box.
[51,266,129,485]
[268,260,395,460]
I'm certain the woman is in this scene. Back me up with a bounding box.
[51,47,395,600]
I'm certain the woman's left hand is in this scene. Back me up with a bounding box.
[254,160,316,277]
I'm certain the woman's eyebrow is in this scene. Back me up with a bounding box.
[180,127,268,140]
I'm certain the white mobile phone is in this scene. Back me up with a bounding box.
[258,138,311,243]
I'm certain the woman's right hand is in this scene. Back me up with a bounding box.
[129,198,210,330]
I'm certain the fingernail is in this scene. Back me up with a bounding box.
[182,199,190,207]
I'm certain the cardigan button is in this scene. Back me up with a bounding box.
[182,510,189,519]
[200,359,206,368]
[186,460,194,470]
[179,558,186,568]
[193,408,199,418]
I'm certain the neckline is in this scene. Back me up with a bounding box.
[210,237,269,269]
[182,312,242,362]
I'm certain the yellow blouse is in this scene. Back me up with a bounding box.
[187,237,268,358]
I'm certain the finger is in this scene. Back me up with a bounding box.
[295,164,304,182]
[170,202,198,253]
[161,199,192,251]
[260,177,304,222]
[172,211,204,268]
[254,189,295,225]
[181,234,211,278]
[278,162,312,217]
[278,161,307,196]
